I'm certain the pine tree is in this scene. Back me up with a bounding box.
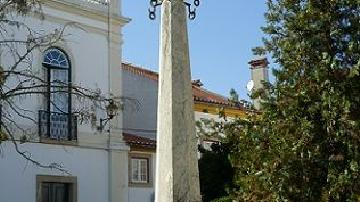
[223,0,360,201]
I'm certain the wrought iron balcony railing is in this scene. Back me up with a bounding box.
[39,110,77,141]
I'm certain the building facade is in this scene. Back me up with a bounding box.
[0,1,130,202]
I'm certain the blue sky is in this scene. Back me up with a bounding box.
[122,1,268,100]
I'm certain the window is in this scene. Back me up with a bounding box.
[129,153,153,186]
[36,175,77,202]
[131,158,149,183]
[41,182,69,202]
[43,48,70,115]
[39,48,77,141]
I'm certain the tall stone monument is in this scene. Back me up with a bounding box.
[154,0,201,201]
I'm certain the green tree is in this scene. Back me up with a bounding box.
[198,143,234,202]
[218,0,360,201]
[229,88,239,103]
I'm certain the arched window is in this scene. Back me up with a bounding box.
[39,48,76,141]
[43,48,69,68]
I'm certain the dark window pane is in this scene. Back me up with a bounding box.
[54,183,67,202]
[51,51,60,61]
[42,183,50,202]
[41,182,69,202]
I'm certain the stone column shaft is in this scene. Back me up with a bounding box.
[155,0,201,201]
[107,1,129,202]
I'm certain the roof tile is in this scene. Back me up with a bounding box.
[123,133,156,149]
[122,62,244,108]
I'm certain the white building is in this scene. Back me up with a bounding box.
[0,0,130,202]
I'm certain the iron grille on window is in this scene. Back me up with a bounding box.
[39,110,77,141]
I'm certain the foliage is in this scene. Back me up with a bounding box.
[198,143,234,202]
[229,88,239,103]
[0,0,39,17]
[205,0,360,201]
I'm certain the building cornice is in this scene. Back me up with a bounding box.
[43,0,131,27]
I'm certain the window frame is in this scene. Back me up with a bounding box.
[43,48,72,115]
[131,158,149,183]
[36,175,77,202]
[41,47,75,141]
[129,153,153,187]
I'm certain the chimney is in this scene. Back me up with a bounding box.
[191,79,204,87]
[248,56,269,110]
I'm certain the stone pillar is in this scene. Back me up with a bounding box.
[248,57,269,110]
[107,1,130,202]
[108,144,129,202]
[155,0,201,202]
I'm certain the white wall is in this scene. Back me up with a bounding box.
[122,69,158,139]
[128,153,156,202]
[129,187,154,202]
[0,1,129,202]
[0,142,109,202]
[0,6,111,142]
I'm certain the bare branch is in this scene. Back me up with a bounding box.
[2,123,69,174]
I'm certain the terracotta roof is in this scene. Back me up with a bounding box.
[123,133,156,149]
[122,62,245,108]
[192,85,230,105]
[122,62,158,81]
